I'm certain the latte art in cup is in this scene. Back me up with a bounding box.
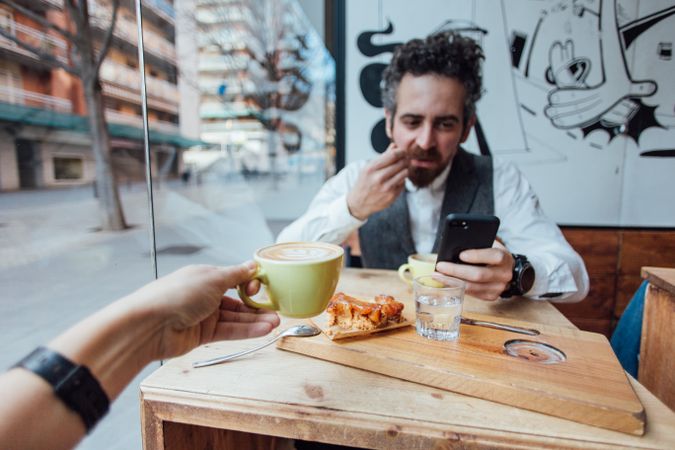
[258,242,342,262]
[239,242,344,318]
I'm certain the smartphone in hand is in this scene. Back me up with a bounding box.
[436,213,500,265]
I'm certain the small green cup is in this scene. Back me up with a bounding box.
[398,253,438,285]
[237,242,344,318]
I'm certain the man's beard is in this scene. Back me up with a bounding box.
[406,146,446,188]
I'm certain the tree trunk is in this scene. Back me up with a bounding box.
[266,123,282,190]
[82,76,127,231]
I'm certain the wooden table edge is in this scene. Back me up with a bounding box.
[139,385,661,450]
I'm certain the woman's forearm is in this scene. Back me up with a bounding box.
[48,294,167,400]
[0,294,166,450]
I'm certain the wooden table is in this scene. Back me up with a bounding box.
[141,268,675,449]
[639,267,675,411]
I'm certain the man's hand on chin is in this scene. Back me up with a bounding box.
[434,242,514,301]
[346,144,408,220]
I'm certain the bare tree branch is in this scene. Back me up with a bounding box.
[0,0,76,41]
[94,0,119,74]
[0,27,79,75]
[64,0,85,41]
[65,0,96,77]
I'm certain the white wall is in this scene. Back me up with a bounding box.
[344,0,675,227]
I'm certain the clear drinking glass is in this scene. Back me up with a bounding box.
[413,275,465,341]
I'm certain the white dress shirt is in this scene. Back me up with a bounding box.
[278,157,589,303]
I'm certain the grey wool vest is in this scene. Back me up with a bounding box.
[358,149,494,270]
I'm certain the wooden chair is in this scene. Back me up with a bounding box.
[638,267,675,411]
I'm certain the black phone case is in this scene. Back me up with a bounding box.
[436,213,500,264]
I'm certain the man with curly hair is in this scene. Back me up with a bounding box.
[279,32,589,303]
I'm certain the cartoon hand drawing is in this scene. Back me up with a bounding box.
[547,40,590,88]
[544,0,656,129]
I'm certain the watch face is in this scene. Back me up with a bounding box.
[520,263,535,293]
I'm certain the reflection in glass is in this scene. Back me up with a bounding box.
[146,0,336,274]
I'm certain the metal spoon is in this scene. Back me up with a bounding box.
[192,324,321,368]
[460,317,540,336]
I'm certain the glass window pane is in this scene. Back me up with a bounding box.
[147,0,335,276]
[53,157,84,180]
[0,1,158,448]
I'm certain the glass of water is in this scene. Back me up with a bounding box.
[413,275,465,341]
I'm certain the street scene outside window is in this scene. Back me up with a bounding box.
[0,0,334,448]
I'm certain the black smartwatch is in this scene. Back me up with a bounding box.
[501,254,535,298]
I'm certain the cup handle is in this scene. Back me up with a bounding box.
[237,267,278,311]
[398,264,413,286]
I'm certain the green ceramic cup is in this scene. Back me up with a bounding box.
[237,242,344,318]
[398,253,442,287]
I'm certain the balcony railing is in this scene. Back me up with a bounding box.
[88,1,176,64]
[198,54,250,72]
[105,108,179,134]
[0,85,73,113]
[14,0,62,10]
[198,77,258,96]
[196,6,259,31]
[145,0,175,25]
[201,120,262,133]
[42,0,63,8]
[197,32,263,57]
[139,28,176,65]
[0,18,68,64]
[199,101,259,120]
[101,83,178,115]
[99,60,179,103]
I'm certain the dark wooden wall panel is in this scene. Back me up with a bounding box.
[569,318,612,336]
[615,231,675,317]
[559,228,675,338]
[554,274,616,319]
[619,231,675,276]
[562,229,620,274]
[559,229,619,337]
[615,276,642,317]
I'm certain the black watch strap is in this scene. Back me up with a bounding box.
[14,347,110,432]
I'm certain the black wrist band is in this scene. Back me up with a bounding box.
[14,347,110,432]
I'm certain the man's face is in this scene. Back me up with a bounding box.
[385,74,474,188]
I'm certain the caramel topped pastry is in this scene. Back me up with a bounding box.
[326,292,404,331]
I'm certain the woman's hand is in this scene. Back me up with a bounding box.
[126,262,280,360]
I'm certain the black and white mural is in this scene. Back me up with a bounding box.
[344,0,675,226]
